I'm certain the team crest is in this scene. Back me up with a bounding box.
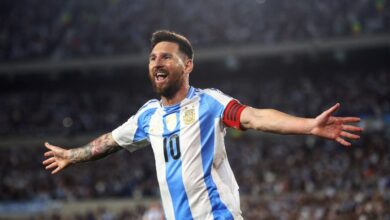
[183,108,195,125]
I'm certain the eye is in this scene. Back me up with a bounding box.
[162,54,171,59]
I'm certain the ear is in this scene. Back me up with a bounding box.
[184,58,193,75]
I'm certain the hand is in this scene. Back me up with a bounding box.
[42,142,71,174]
[310,103,363,147]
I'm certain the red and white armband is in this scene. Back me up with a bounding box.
[222,100,246,130]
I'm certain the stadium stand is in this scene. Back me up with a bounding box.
[0,0,389,219]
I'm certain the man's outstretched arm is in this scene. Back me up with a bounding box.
[43,132,122,174]
[240,103,363,147]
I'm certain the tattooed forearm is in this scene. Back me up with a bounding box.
[69,133,122,163]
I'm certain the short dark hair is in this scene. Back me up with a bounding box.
[150,30,194,60]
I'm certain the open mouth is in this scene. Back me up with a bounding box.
[155,70,168,82]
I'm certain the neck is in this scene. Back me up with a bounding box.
[161,84,190,107]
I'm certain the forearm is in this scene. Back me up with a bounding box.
[68,133,122,163]
[241,107,315,135]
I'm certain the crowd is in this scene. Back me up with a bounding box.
[1,66,390,219]
[1,128,389,219]
[1,0,388,61]
[1,0,389,219]
[1,67,388,138]
[25,204,162,220]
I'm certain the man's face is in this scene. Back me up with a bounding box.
[149,41,188,98]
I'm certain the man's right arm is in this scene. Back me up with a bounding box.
[68,132,121,163]
[43,132,122,174]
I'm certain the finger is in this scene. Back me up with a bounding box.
[340,131,360,139]
[338,117,360,123]
[324,103,340,117]
[46,162,58,170]
[336,137,351,147]
[45,142,61,151]
[44,142,52,149]
[342,124,363,132]
[43,157,55,165]
[52,166,62,174]
[44,151,54,157]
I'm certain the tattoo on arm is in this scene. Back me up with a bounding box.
[69,133,122,163]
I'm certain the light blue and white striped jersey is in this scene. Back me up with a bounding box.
[112,87,243,220]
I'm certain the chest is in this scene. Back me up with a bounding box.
[148,103,205,137]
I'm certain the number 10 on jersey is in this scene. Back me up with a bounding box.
[163,134,181,162]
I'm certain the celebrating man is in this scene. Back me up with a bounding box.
[43,30,362,220]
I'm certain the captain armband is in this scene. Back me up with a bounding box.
[222,100,247,130]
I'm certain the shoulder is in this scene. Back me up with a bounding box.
[198,88,233,106]
[135,99,160,118]
[202,88,232,99]
[139,99,160,110]
[202,88,225,95]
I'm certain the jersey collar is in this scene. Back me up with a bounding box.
[161,86,195,110]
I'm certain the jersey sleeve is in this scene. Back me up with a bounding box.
[112,100,158,152]
[203,88,246,130]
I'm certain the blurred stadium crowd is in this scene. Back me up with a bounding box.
[1,0,390,219]
[0,0,389,61]
[1,67,390,219]
[1,68,389,138]
[2,131,390,220]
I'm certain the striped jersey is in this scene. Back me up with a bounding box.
[112,87,244,220]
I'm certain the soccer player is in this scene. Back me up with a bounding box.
[43,30,362,220]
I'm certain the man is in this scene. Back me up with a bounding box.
[43,30,362,220]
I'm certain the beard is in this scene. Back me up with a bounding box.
[149,69,185,99]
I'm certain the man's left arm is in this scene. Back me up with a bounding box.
[240,103,363,147]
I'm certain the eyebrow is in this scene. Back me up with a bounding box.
[149,52,173,57]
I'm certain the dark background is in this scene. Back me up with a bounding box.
[0,0,389,219]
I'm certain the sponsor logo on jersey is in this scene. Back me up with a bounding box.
[166,113,177,132]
